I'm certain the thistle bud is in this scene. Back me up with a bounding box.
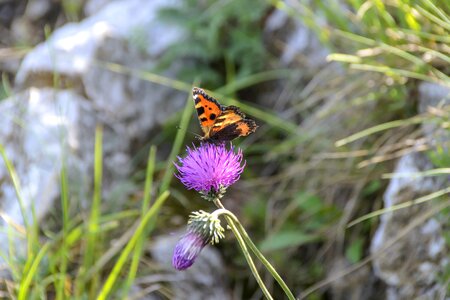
[172,210,225,270]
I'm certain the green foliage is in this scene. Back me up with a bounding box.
[0,73,12,101]
[362,180,382,197]
[260,230,321,252]
[345,238,363,263]
[156,0,271,87]
[1,127,171,298]
[256,192,341,252]
[260,1,449,297]
[428,143,450,168]
[62,0,83,22]
[326,0,450,86]
[427,107,450,168]
[438,205,450,292]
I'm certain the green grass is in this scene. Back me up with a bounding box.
[76,126,104,297]
[97,191,169,300]
[0,126,171,298]
[122,145,157,297]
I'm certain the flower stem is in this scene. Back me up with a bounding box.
[213,199,274,300]
[233,216,296,300]
[214,200,296,300]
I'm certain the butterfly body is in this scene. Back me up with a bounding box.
[192,87,258,142]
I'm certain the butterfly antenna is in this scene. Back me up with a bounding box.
[176,126,203,140]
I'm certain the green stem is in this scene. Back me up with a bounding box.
[233,216,296,300]
[214,200,296,300]
[213,199,274,300]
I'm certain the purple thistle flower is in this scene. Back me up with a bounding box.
[175,143,245,195]
[172,230,208,270]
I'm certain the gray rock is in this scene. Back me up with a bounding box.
[370,152,448,300]
[15,0,187,142]
[259,5,332,113]
[24,0,52,21]
[418,82,450,112]
[85,0,115,16]
[15,0,184,88]
[264,8,329,68]
[5,0,187,218]
[370,82,449,300]
[0,88,95,258]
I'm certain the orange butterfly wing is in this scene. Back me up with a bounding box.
[192,87,258,142]
[192,87,223,138]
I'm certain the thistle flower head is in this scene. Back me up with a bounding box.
[172,210,225,270]
[175,143,245,198]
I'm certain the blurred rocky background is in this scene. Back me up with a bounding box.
[0,0,448,299]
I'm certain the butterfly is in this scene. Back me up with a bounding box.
[192,87,258,143]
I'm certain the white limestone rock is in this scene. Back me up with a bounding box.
[0,88,95,259]
[370,152,448,300]
[15,0,186,142]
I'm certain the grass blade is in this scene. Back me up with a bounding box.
[55,163,70,300]
[418,0,450,24]
[159,89,193,193]
[0,145,28,229]
[349,64,450,86]
[76,125,103,296]
[347,187,450,228]
[17,242,50,300]
[216,69,292,95]
[382,168,450,179]
[0,144,39,284]
[122,146,157,297]
[96,60,191,92]
[415,4,450,31]
[96,191,170,300]
[335,116,426,147]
